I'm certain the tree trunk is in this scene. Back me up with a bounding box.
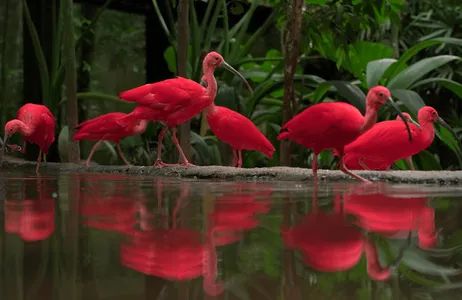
[64,0,80,163]
[280,0,303,167]
[391,21,400,59]
[77,3,97,122]
[177,0,192,163]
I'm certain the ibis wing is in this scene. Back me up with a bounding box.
[41,112,56,147]
[119,77,206,113]
[76,113,126,135]
[344,120,421,162]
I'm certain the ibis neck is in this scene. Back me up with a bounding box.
[360,106,378,134]
[133,120,149,135]
[205,103,217,116]
[418,118,435,144]
[16,120,34,137]
[202,64,218,100]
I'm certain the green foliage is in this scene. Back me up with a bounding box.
[22,0,114,121]
[312,38,462,170]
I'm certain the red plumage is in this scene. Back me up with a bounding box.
[341,107,439,171]
[115,51,250,168]
[116,77,210,130]
[4,103,56,173]
[73,112,148,166]
[206,105,275,167]
[74,112,147,142]
[278,102,365,153]
[277,86,410,182]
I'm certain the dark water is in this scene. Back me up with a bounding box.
[1,170,462,300]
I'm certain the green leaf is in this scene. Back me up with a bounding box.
[22,0,50,104]
[58,125,69,162]
[390,89,425,116]
[415,150,442,170]
[75,92,133,105]
[387,55,460,90]
[384,40,444,83]
[435,126,462,168]
[163,46,177,74]
[348,41,393,82]
[389,242,461,276]
[102,141,118,160]
[320,81,366,113]
[305,0,334,4]
[410,78,462,99]
[215,85,239,112]
[366,59,397,88]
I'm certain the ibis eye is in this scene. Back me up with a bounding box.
[215,57,219,60]
[378,92,384,97]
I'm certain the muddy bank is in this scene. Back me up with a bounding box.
[1,159,462,185]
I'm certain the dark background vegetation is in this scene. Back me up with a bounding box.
[1,0,462,170]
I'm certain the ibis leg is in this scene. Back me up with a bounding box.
[85,140,102,167]
[312,153,318,182]
[359,157,371,170]
[171,126,195,167]
[405,157,414,170]
[339,154,371,184]
[237,150,243,168]
[21,140,27,154]
[116,143,131,166]
[152,125,177,168]
[36,150,42,174]
[231,149,238,167]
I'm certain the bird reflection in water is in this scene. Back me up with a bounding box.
[79,174,140,234]
[208,183,272,246]
[5,177,55,241]
[120,179,223,296]
[282,182,410,281]
[343,183,437,249]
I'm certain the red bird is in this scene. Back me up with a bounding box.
[277,86,412,183]
[116,51,252,168]
[343,183,437,249]
[73,112,149,166]
[342,106,458,171]
[2,103,55,174]
[281,186,404,280]
[201,76,274,167]
[338,112,420,170]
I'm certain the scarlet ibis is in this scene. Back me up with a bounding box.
[1,103,55,174]
[200,76,274,167]
[5,178,55,241]
[281,184,407,280]
[208,186,271,246]
[342,106,458,171]
[343,183,437,249]
[277,86,412,183]
[337,112,420,170]
[120,180,224,296]
[116,51,252,168]
[73,112,149,166]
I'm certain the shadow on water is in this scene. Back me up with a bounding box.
[1,170,462,299]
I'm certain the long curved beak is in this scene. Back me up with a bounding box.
[408,118,421,130]
[387,97,413,143]
[220,61,253,95]
[437,117,460,145]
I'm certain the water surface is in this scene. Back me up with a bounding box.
[1,170,462,300]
